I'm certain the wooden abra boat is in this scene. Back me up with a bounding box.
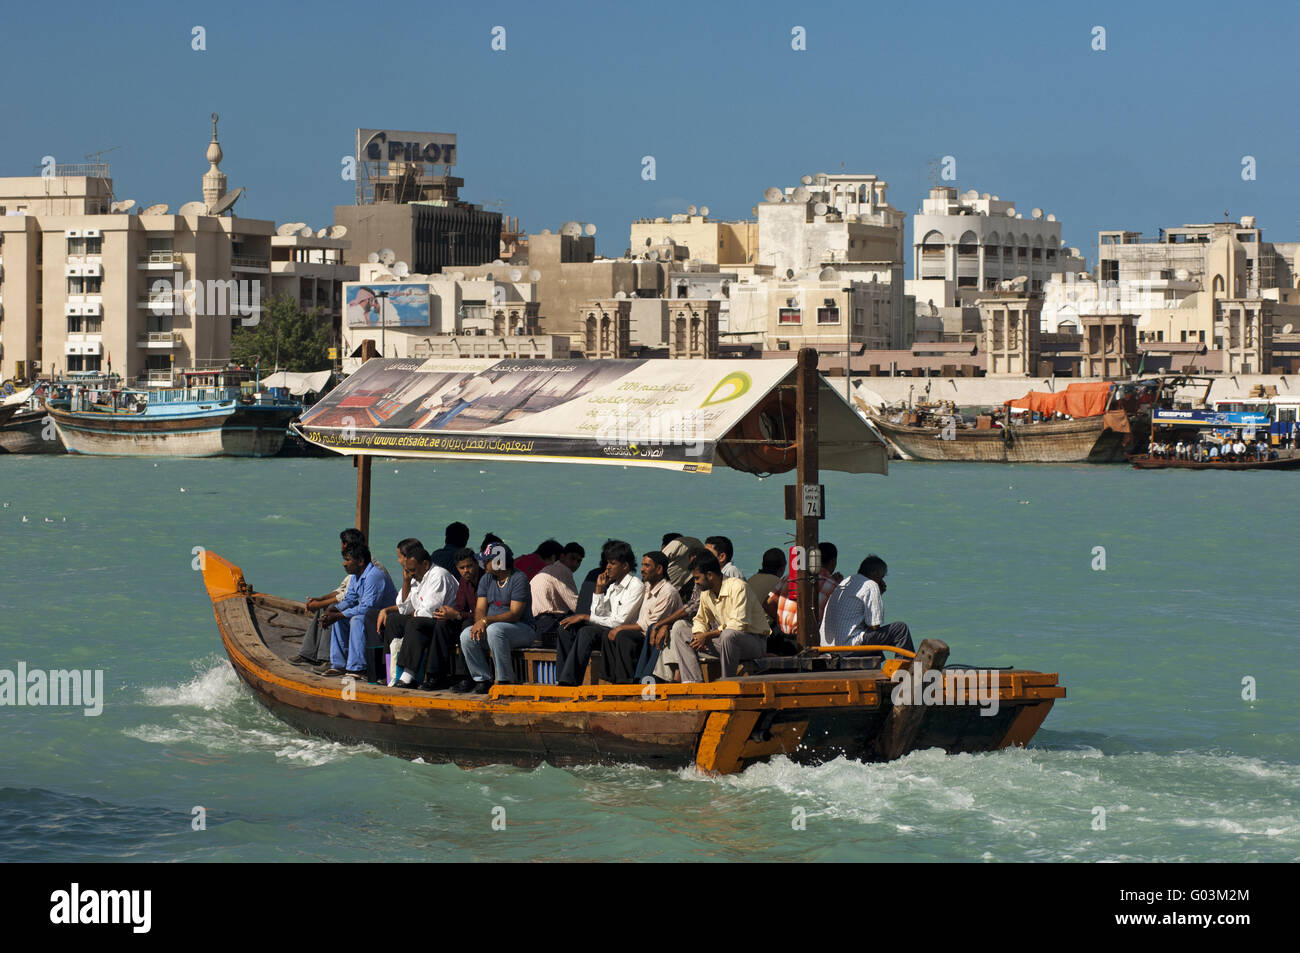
[204,350,1065,772]
[1131,450,1300,470]
[203,553,1064,772]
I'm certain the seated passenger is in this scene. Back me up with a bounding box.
[454,545,535,694]
[384,545,460,689]
[820,554,914,652]
[651,548,705,682]
[603,551,683,683]
[747,547,785,609]
[514,538,562,581]
[662,532,705,599]
[321,542,398,677]
[671,553,770,682]
[555,540,644,686]
[530,541,581,645]
[296,527,379,666]
[429,521,470,575]
[705,535,745,580]
[767,541,841,651]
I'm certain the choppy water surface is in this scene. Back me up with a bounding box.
[0,456,1296,861]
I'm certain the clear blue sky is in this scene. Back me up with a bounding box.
[4,0,1297,267]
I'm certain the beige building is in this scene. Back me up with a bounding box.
[0,122,353,386]
[727,271,896,354]
[977,291,1043,376]
[574,297,719,359]
[629,210,758,266]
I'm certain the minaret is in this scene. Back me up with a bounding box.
[202,112,227,212]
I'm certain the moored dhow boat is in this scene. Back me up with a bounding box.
[47,368,300,457]
[860,380,1154,464]
[204,351,1065,773]
[0,388,66,454]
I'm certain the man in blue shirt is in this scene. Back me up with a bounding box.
[322,542,397,677]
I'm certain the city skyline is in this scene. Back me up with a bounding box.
[3,0,1296,266]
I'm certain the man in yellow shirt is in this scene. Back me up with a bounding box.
[671,553,770,682]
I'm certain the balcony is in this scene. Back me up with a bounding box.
[141,369,176,386]
[139,252,183,268]
[139,292,180,311]
[231,255,270,271]
[138,331,183,348]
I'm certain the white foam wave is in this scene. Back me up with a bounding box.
[141,657,240,710]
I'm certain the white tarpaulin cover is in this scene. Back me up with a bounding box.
[297,357,887,474]
[261,370,334,396]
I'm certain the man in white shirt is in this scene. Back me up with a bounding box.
[705,535,746,580]
[820,554,914,652]
[555,540,645,685]
[384,544,460,688]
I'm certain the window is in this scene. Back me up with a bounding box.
[67,276,84,294]
[1180,330,1187,342]
[817,307,840,325]
[85,236,103,255]
[1199,330,1205,343]
[778,308,801,325]
[84,316,102,333]
[67,316,84,333]
[1102,261,1119,283]
[84,275,102,294]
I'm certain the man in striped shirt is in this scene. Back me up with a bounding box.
[819,554,913,652]
[767,542,841,647]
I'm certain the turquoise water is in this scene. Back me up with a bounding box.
[1,455,1296,861]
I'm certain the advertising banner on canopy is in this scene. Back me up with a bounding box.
[297,357,887,474]
[1152,409,1271,427]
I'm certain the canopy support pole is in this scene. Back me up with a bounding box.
[355,455,371,540]
[796,347,820,650]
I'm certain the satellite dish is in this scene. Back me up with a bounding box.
[207,186,245,216]
[699,206,709,217]
[792,186,811,203]
[178,201,206,216]
[509,268,522,281]
[814,202,828,216]
[316,227,328,238]
[298,226,313,238]
[529,270,541,281]
[800,175,813,186]
[649,250,661,261]
[276,223,299,236]
[329,225,348,239]
[1284,324,1295,334]
[615,290,627,299]
[763,187,783,203]
[981,192,991,200]
[366,252,379,264]
[561,221,582,237]
[393,262,410,279]
[540,229,551,235]
[1046,214,1057,222]
[378,248,396,266]
[1031,208,1043,220]
[1005,207,1016,217]
[687,205,697,215]
[492,259,504,265]
[112,199,137,213]
[785,269,795,280]
[584,223,597,236]
[142,203,169,216]
[819,267,838,280]
[1174,268,1190,281]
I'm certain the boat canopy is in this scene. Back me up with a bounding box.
[261,370,335,397]
[1006,381,1113,418]
[296,357,888,475]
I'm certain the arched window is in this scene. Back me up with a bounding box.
[585,315,597,352]
[1212,275,1225,294]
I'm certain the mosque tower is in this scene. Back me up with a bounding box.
[202,112,227,211]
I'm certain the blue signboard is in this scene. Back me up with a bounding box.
[1153,409,1271,427]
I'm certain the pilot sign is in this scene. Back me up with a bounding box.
[784,484,825,520]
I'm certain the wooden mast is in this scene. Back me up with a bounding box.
[795,347,820,650]
[354,340,378,539]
